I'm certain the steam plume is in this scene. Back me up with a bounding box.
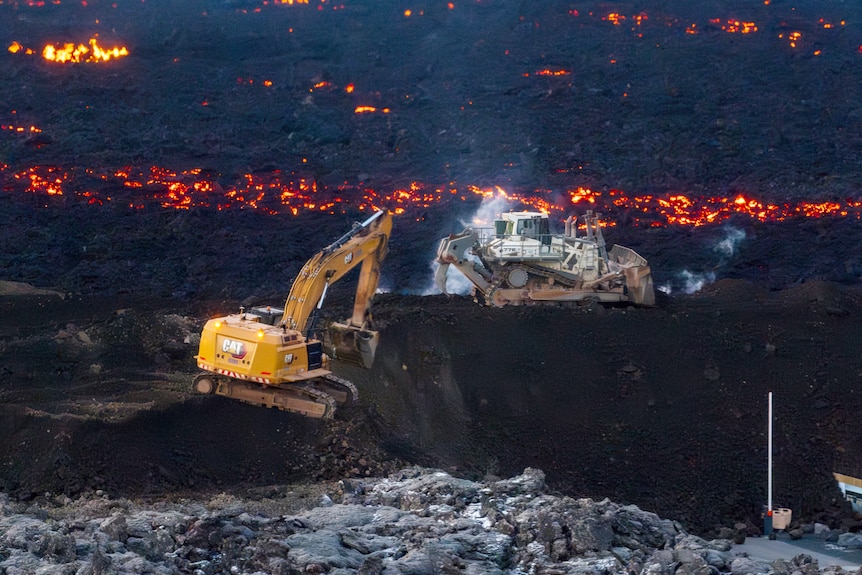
[424,192,514,296]
[714,226,746,257]
[659,225,746,295]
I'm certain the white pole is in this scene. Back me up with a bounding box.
[768,391,773,513]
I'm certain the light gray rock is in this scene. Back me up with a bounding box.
[339,530,399,555]
[27,529,77,562]
[365,467,482,511]
[100,515,128,542]
[0,468,853,575]
[125,515,154,538]
[1,516,51,549]
[730,555,774,575]
[296,503,384,529]
[125,527,175,561]
[836,532,862,549]
[285,529,365,570]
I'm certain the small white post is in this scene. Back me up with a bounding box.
[765,391,774,536]
[768,391,773,513]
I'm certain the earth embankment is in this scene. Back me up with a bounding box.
[3,281,858,535]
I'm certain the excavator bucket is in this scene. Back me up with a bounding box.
[326,322,380,368]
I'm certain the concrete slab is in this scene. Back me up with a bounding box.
[732,534,862,570]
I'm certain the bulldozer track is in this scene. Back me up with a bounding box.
[521,263,579,287]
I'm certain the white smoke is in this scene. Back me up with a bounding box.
[687,270,716,293]
[461,193,512,229]
[714,226,746,257]
[660,225,746,295]
[426,260,474,296]
[658,270,717,295]
[424,192,515,296]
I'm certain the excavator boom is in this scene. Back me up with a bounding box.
[281,210,392,367]
[282,210,391,334]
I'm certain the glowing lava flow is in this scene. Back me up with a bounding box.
[41,38,129,63]
[1,124,41,134]
[1,164,860,227]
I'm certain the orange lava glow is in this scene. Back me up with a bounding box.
[818,19,845,29]
[354,106,390,114]
[42,38,129,63]
[2,164,860,227]
[2,124,42,134]
[604,13,626,26]
[8,41,35,55]
[710,19,758,34]
[780,31,803,49]
[532,69,571,77]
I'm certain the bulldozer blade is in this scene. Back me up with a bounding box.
[434,261,451,294]
[326,322,380,368]
[624,266,656,306]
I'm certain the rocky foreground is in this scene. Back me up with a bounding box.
[1,467,859,575]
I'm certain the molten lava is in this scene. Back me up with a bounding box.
[1,163,860,227]
[42,38,129,63]
[710,19,758,34]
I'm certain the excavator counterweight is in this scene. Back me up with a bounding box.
[193,211,392,419]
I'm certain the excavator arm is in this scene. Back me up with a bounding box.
[281,210,393,366]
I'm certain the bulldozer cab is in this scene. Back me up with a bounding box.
[511,213,551,246]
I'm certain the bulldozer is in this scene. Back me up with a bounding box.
[435,210,654,307]
[192,210,393,419]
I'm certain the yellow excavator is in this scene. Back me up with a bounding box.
[192,210,393,419]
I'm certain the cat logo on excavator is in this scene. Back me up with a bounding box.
[221,338,247,359]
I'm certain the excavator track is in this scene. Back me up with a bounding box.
[192,373,347,419]
[321,373,359,406]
